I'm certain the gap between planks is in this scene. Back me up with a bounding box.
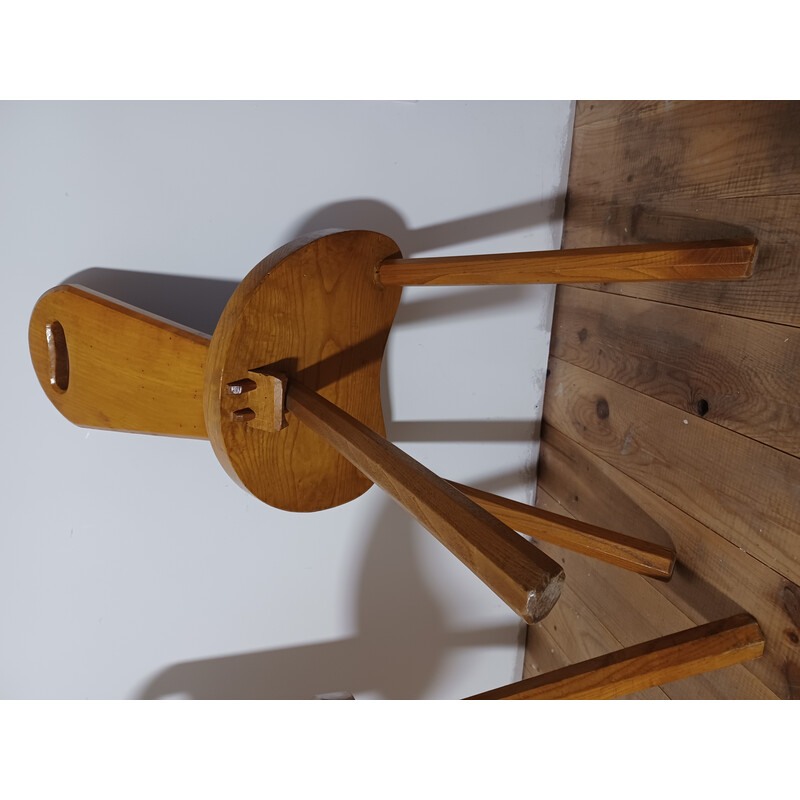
[549,284,800,458]
[543,356,800,588]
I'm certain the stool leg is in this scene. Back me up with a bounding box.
[377,238,757,286]
[466,613,764,699]
[255,375,566,624]
[450,481,675,579]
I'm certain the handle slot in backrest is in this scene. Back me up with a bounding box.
[46,320,69,392]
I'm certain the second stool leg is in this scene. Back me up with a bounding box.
[377,238,757,286]
[244,370,566,624]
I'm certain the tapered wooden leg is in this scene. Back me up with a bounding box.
[377,238,757,286]
[466,613,764,699]
[264,377,566,624]
[450,482,675,579]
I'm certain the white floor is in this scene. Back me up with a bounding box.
[0,101,574,698]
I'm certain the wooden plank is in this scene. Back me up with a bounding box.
[525,616,572,677]
[572,100,799,132]
[29,284,210,438]
[573,100,671,128]
[563,195,800,327]
[451,480,674,578]
[284,380,565,624]
[544,100,800,700]
[524,568,668,699]
[377,239,755,286]
[537,423,800,698]
[533,490,777,699]
[562,101,800,326]
[543,357,800,587]
[568,101,800,203]
[472,614,764,700]
[550,286,800,457]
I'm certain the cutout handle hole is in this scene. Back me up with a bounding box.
[46,320,69,392]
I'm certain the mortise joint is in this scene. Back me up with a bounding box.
[229,368,288,432]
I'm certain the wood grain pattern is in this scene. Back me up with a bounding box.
[563,101,800,326]
[566,196,800,327]
[544,356,800,587]
[285,380,565,624]
[204,230,403,512]
[377,239,756,286]
[573,100,672,128]
[535,100,800,700]
[469,613,764,700]
[550,286,800,457]
[534,482,778,699]
[29,284,209,438]
[568,101,800,202]
[450,481,675,578]
[537,424,799,699]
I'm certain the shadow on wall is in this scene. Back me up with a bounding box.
[59,197,558,699]
[63,268,239,337]
[289,197,565,255]
[63,197,557,451]
[137,497,521,699]
[64,195,564,337]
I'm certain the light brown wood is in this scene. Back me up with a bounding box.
[544,356,800,587]
[536,425,796,699]
[449,481,675,579]
[204,230,403,512]
[550,285,800,458]
[29,284,210,438]
[284,379,565,623]
[469,613,765,699]
[377,238,756,286]
[236,368,288,433]
[564,101,800,327]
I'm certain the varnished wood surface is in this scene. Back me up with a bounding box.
[550,286,800,458]
[533,100,800,699]
[286,380,565,624]
[450,481,675,579]
[29,284,209,438]
[204,230,403,512]
[470,613,764,699]
[378,239,756,286]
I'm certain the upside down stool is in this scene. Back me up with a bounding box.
[29,230,765,694]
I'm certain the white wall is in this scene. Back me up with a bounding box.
[0,101,573,699]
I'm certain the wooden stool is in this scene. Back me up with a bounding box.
[29,231,757,626]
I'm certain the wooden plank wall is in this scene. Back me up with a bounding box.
[526,101,800,699]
